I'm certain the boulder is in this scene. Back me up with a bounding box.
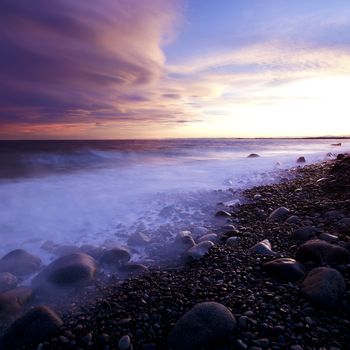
[296,239,349,264]
[268,207,290,221]
[79,245,105,259]
[285,215,301,224]
[338,217,350,228]
[291,226,319,241]
[127,232,151,246]
[52,245,80,257]
[0,249,42,276]
[318,233,339,243]
[184,241,214,261]
[250,239,278,256]
[33,253,97,291]
[118,263,148,276]
[168,302,236,350]
[262,258,305,281]
[0,287,33,322]
[0,305,63,349]
[99,248,131,267]
[247,153,260,158]
[297,156,306,163]
[197,233,219,244]
[301,267,345,309]
[0,272,18,293]
[215,210,232,217]
[226,237,241,247]
[174,232,196,254]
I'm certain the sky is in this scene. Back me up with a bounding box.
[0,0,350,139]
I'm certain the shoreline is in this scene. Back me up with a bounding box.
[1,155,350,349]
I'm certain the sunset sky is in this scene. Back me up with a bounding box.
[1,0,350,139]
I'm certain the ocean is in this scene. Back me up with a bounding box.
[0,138,349,261]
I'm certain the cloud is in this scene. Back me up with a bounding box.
[0,0,181,129]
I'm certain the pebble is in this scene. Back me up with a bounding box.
[118,335,131,350]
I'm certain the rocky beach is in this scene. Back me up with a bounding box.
[0,153,349,350]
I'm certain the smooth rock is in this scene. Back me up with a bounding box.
[127,232,150,246]
[226,236,241,246]
[291,226,319,241]
[268,207,290,221]
[301,267,346,309]
[118,334,132,350]
[184,241,214,261]
[0,249,42,276]
[0,305,63,349]
[100,248,131,267]
[174,232,196,254]
[297,156,306,163]
[215,210,232,217]
[247,153,260,158]
[250,239,278,256]
[0,287,33,322]
[285,215,301,224]
[0,272,18,293]
[318,233,339,243]
[168,302,236,350]
[33,253,98,290]
[197,233,219,243]
[118,263,148,276]
[338,217,350,228]
[296,239,349,264]
[263,258,305,281]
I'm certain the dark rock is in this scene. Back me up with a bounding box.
[215,210,232,217]
[118,263,148,276]
[0,287,33,322]
[296,239,349,264]
[0,249,42,276]
[263,258,305,281]
[268,207,290,221]
[79,245,105,259]
[184,241,214,261]
[297,156,306,163]
[52,245,80,257]
[250,239,278,256]
[247,153,260,158]
[174,232,196,254]
[33,253,98,291]
[226,236,241,246]
[0,272,17,293]
[127,232,150,246]
[0,305,63,349]
[301,267,346,309]
[285,215,300,224]
[291,226,319,241]
[197,233,218,243]
[118,334,132,350]
[318,233,339,243]
[99,248,131,267]
[168,302,236,350]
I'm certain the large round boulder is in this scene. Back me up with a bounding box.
[0,287,33,322]
[0,305,63,349]
[197,233,219,244]
[250,239,278,256]
[184,241,214,261]
[33,253,98,291]
[99,248,131,267]
[268,207,290,221]
[296,239,349,264]
[262,258,305,281]
[0,249,42,276]
[0,272,18,293]
[301,267,346,309]
[168,302,236,350]
[291,226,319,241]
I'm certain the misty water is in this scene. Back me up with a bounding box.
[0,139,349,263]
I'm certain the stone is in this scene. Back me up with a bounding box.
[301,267,346,309]
[0,305,63,349]
[318,233,339,243]
[174,232,196,254]
[215,210,232,217]
[0,287,33,322]
[184,241,214,261]
[52,245,80,257]
[296,239,349,264]
[291,226,319,241]
[297,156,306,163]
[118,334,132,350]
[250,239,278,256]
[285,215,301,224]
[268,207,290,221]
[263,258,305,281]
[226,236,241,246]
[99,248,131,266]
[127,232,150,246]
[0,272,17,293]
[197,233,219,243]
[33,253,98,291]
[0,249,42,276]
[247,153,260,158]
[338,217,350,228]
[168,302,236,350]
[118,263,148,276]
[79,245,105,259]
